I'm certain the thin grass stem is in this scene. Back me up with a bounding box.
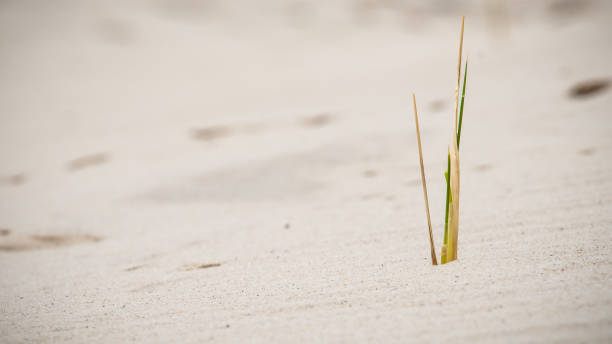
[442,15,465,263]
[412,94,438,266]
[441,151,451,264]
[457,58,468,146]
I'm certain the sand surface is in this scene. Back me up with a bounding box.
[1,1,611,342]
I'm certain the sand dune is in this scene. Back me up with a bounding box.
[1,0,611,342]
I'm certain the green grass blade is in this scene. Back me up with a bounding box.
[441,153,451,264]
[457,59,468,146]
[442,59,467,264]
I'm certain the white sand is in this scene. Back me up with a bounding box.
[1,1,611,342]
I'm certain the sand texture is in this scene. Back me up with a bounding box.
[1,1,611,342]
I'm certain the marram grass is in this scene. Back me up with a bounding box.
[412,94,438,265]
[442,58,468,264]
[413,16,468,265]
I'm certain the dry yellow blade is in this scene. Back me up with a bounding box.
[412,93,438,265]
[449,143,460,261]
[447,15,464,262]
[453,15,465,141]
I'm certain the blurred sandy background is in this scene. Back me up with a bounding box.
[1,0,611,342]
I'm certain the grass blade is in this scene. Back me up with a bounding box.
[441,151,451,264]
[457,58,468,146]
[412,93,438,265]
[442,15,464,263]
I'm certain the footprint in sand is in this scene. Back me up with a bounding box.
[183,263,222,271]
[362,169,378,178]
[299,113,334,128]
[67,153,109,171]
[190,112,335,145]
[191,126,233,142]
[568,79,609,99]
[0,173,26,186]
[577,148,596,156]
[0,231,102,252]
[124,265,145,272]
